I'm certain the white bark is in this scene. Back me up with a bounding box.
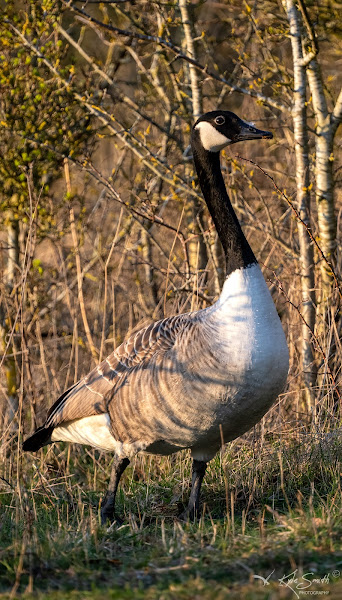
[331,87,342,137]
[306,59,336,299]
[284,0,316,401]
[179,0,202,119]
[179,0,207,281]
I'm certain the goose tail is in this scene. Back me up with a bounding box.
[23,425,54,451]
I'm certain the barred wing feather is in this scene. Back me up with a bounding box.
[45,314,190,429]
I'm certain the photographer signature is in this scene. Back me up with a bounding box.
[253,568,340,598]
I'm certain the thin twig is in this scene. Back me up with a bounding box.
[100,207,124,362]
[236,154,342,300]
[64,159,99,361]
[267,266,341,401]
[4,20,200,200]
[63,2,289,113]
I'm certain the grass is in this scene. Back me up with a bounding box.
[1,426,342,599]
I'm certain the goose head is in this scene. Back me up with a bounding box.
[192,110,273,153]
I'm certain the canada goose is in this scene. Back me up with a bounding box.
[23,110,289,523]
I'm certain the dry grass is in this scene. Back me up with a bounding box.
[1,414,342,598]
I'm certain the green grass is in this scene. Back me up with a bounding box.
[1,429,342,599]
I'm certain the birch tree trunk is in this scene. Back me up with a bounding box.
[284,0,316,405]
[296,0,342,305]
[306,59,339,304]
[179,0,208,288]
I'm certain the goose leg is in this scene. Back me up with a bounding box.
[179,459,207,521]
[101,456,130,525]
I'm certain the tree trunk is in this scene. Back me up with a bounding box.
[284,0,316,404]
[179,0,208,287]
[141,227,159,311]
[306,59,336,305]
[1,219,19,438]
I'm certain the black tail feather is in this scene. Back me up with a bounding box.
[22,426,54,451]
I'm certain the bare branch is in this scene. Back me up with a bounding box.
[297,0,319,54]
[65,159,99,361]
[58,24,181,146]
[64,1,289,113]
[298,51,316,67]
[236,154,342,301]
[5,19,200,201]
[330,87,342,138]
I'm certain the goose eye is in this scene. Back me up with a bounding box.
[214,116,225,126]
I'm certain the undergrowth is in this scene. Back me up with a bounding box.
[1,425,341,599]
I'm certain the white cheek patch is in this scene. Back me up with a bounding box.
[195,121,231,152]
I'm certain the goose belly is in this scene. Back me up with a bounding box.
[137,327,289,458]
[177,334,287,453]
[187,337,288,453]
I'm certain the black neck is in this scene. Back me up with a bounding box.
[191,132,257,277]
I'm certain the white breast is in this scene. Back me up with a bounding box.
[207,264,289,389]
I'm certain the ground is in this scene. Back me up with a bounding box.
[1,430,341,599]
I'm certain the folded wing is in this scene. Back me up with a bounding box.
[35,314,190,436]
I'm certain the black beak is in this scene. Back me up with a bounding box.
[237,120,273,142]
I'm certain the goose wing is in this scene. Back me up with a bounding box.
[44,313,190,429]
